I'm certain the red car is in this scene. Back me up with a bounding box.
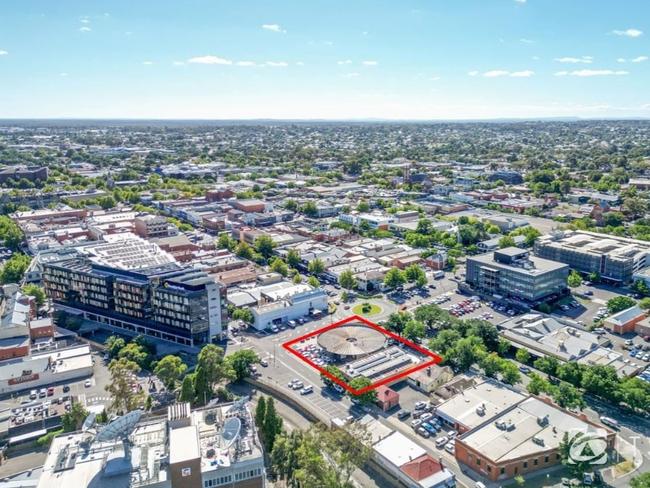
[47,387,54,396]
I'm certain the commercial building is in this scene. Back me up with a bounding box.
[373,431,456,488]
[0,165,48,184]
[134,214,176,239]
[466,248,569,305]
[228,281,328,331]
[499,313,607,362]
[36,401,265,488]
[535,230,650,283]
[42,234,225,346]
[0,344,93,395]
[604,305,646,334]
[455,396,616,482]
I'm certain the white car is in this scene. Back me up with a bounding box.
[300,385,313,395]
[444,441,455,453]
[435,436,448,448]
[84,380,92,388]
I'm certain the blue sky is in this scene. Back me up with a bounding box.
[0,0,648,119]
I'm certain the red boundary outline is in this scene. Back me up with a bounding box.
[281,314,442,396]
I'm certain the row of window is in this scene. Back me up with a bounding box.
[475,452,558,476]
[203,468,262,487]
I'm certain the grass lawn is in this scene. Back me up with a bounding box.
[352,303,382,316]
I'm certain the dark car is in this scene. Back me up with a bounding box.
[62,385,70,393]
[397,410,411,420]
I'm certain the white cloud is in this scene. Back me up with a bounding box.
[142,61,153,65]
[172,61,185,66]
[554,56,593,64]
[612,28,643,38]
[59,72,68,77]
[337,60,352,65]
[80,18,90,24]
[477,69,534,78]
[0,50,7,56]
[265,61,289,67]
[514,0,526,3]
[429,76,441,81]
[632,56,648,63]
[262,24,286,33]
[342,72,360,78]
[556,69,629,77]
[510,70,535,77]
[617,58,627,63]
[236,61,256,66]
[362,60,378,66]
[520,38,534,44]
[483,70,510,77]
[295,61,305,66]
[79,26,91,32]
[187,55,232,65]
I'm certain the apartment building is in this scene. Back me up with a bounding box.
[535,230,650,283]
[42,234,224,346]
[466,248,568,304]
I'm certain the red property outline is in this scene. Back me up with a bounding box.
[282,315,442,396]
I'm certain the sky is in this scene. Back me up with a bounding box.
[0,0,649,120]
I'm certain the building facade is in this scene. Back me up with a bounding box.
[466,248,569,304]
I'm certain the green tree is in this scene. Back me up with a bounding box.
[567,270,583,288]
[515,348,530,364]
[553,382,586,410]
[270,257,289,276]
[179,374,195,403]
[632,280,650,297]
[0,253,31,284]
[639,297,650,310]
[22,283,46,306]
[217,233,236,251]
[301,201,318,217]
[498,235,516,248]
[61,402,89,432]
[254,235,276,259]
[105,358,144,414]
[197,344,234,390]
[479,352,503,378]
[286,249,301,268]
[262,398,283,452]
[383,267,406,289]
[500,361,521,385]
[105,335,126,358]
[527,372,551,395]
[308,258,325,275]
[154,355,188,390]
[607,295,636,314]
[403,320,426,341]
[117,342,149,368]
[307,275,319,287]
[385,311,411,335]
[630,472,650,488]
[0,215,24,250]
[321,365,347,388]
[534,356,559,376]
[338,269,357,290]
[348,377,378,406]
[404,264,426,284]
[255,396,266,428]
[235,241,254,260]
[284,199,298,212]
[226,349,260,381]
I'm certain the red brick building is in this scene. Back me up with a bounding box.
[376,385,400,412]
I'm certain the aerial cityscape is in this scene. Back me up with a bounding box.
[0,1,650,488]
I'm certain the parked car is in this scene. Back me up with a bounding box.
[29,390,37,400]
[417,427,431,438]
[397,410,411,420]
[519,366,531,374]
[411,419,423,429]
[414,401,427,410]
[259,359,269,367]
[300,385,313,395]
[435,436,448,448]
[62,385,70,393]
[444,441,455,453]
[47,387,54,397]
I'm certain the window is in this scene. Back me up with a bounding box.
[476,459,481,466]
[544,456,549,463]
[500,467,505,475]
[487,465,492,473]
[523,461,528,469]
[182,467,191,477]
[534,459,538,466]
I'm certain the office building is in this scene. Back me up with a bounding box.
[466,248,569,304]
[0,165,48,184]
[535,230,650,283]
[42,234,224,346]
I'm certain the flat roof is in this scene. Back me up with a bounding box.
[459,397,607,463]
[436,380,525,430]
[373,431,426,468]
[169,425,200,464]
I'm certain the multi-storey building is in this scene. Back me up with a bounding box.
[535,230,650,283]
[42,235,224,346]
[466,248,568,305]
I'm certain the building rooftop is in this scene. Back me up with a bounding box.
[374,431,426,467]
[436,379,525,431]
[469,248,568,275]
[459,396,610,464]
